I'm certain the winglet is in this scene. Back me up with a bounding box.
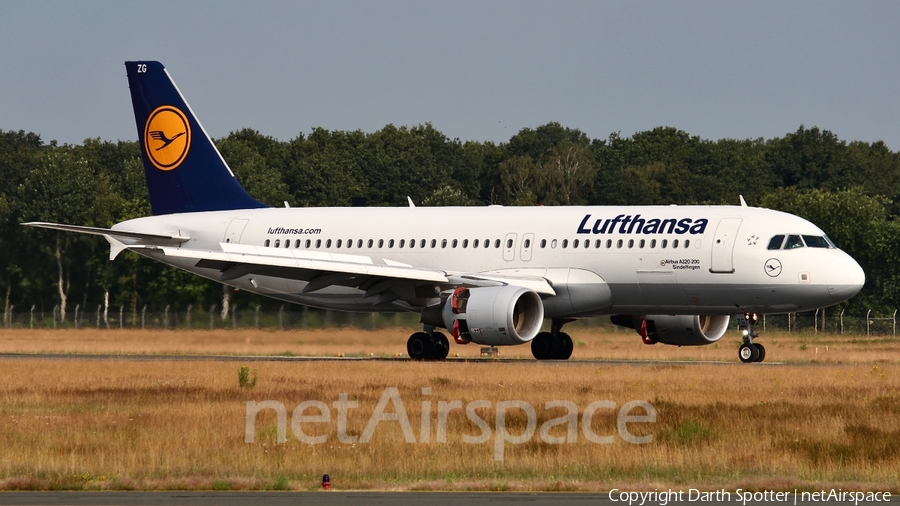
[407,196,416,208]
[739,195,748,207]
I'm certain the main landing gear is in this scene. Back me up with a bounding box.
[738,312,766,363]
[407,327,450,361]
[531,318,574,361]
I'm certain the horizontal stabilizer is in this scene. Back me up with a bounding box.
[23,222,190,260]
[23,222,190,243]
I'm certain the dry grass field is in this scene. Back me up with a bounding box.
[0,328,898,492]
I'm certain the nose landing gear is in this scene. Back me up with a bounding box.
[737,313,766,363]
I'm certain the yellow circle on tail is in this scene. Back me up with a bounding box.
[144,106,191,171]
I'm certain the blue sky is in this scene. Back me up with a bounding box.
[1,1,898,148]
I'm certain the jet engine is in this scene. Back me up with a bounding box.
[421,286,544,346]
[610,314,730,346]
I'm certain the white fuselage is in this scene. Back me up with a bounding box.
[114,204,865,317]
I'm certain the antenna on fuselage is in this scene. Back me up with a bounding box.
[407,196,416,208]
[739,195,748,207]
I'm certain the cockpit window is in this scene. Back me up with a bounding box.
[784,235,804,249]
[767,235,785,250]
[802,235,830,248]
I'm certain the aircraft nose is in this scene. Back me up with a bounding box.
[826,254,865,302]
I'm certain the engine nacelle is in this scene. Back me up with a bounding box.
[421,286,544,346]
[611,314,730,346]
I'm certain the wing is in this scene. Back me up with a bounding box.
[22,222,555,307]
[152,242,556,305]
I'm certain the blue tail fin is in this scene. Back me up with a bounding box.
[126,61,266,215]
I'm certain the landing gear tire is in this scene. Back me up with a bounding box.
[407,332,434,360]
[754,343,766,363]
[432,332,450,360]
[531,332,554,360]
[555,332,574,360]
[531,331,573,360]
[407,331,449,361]
[739,342,760,363]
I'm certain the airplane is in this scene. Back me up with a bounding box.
[25,61,866,363]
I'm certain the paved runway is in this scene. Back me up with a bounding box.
[0,353,781,366]
[0,492,894,506]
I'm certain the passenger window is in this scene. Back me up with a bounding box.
[337,239,343,248]
[672,239,678,248]
[485,239,490,249]
[628,239,634,248]
[378,239,384,248]
[767,235,785,250]
[494,239,501,248]
[274,239,281,248]
[264,239,270,247]
[784,235,804,249]
[421,239,427,248]
[315,239,322,248]
[285,240,290,248]
[366,239,373,248]
[388,239,394,248]
[551,239,558,248]
[347,239,352,249]
[524,239,530,248]
[639,239,645,248]
[474,239,480,248]
[584,240,589,249]
[650,239,656,248]
[506,238,513,248]
[357,239,363,248]
[661,239,667,248]
[562,239,568,249]
[295,239,301,248]
[399,239,405,248]
[326,239,332,248]
[573,239,580,248]
[462,239,468,248]
[540,239,546,248]
[441,239,447,248]
[684,239,690,248]
[803,235,830,248]
[431,239,437,248]
[409,240,415,249]
[616,239,623,248]
[606,239,612,248]
[595,240,602,248]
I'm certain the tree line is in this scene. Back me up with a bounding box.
[1,123,898,319]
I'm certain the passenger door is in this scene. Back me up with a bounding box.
[224,219,249,244]
[710,218,742,273]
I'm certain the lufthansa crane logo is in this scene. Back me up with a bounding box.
[764,258,783,277]
[143,105,191,171]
